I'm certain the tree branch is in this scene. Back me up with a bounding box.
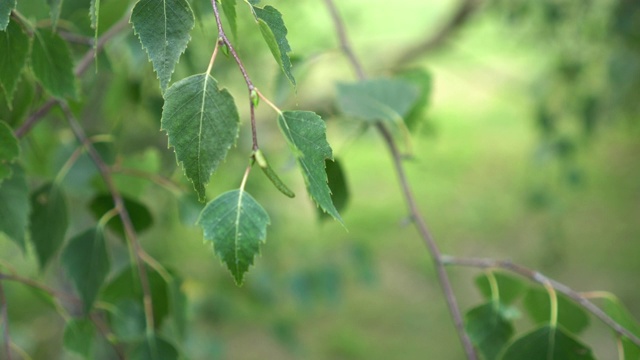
[322,1,478,359]
[0,282,11,360]
[442,256,640,347]
[392,0,483,67]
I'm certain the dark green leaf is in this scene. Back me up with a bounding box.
[396,68,432,131]
[318,158,348,221]
[29,183,68,269]
[161,74,239,201]
[89,194,153,238]
[31,29,77,99]
[336,78,420,123]
[130,335,179,360]
[524,287,590,334]
[502,325,595,360]
[63,318,96,358]
[252,5,295,86]
[278,111,342,223]
[61,227,110,313]
[0,76,34,126]
[131,0,195,92]
[474,272,528,305]
[221,0,237,41]
[0,121,19,183]
[46,0,63,29]
[600,295,640,360]
[197,189,270,285]
[0,20,30,105]
[0,0,15,30]
[465,302,514,360]
[101,265,171,331]
[109,298,146,341]
[0,164,28,250]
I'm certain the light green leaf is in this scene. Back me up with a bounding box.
[221,0,237,41]
[599,295,640,360]
[252,5,295,86]
[396,68,433,131]
[277,111,342,223]
[318,158,348,221]
[524,287,590,334]
[29,183,68,270]
[502,325,595,360]
[0,19,30,105]
[131,0,195,92]
[63,318,96,358]
[0,164,28,250]
[90,0,100,49]
[465,302,514,360]
[197,189,270,285]
[47,0,63,29]
[254,149,295,198]
[0,121,19,183]
[475,271,528,305]
[61,227,110,313]
[130,335,179,360]
[161,74,239,201]
[0,0,15,30]
[336,78,420,123]
[31,29,77,99]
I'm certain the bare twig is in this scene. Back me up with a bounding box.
[442,256,640,347]
[0,282,11,360]
[59,103,156,333]
[322,1,478,358]
[15,13,131,138]
[0,273,80,304]
[392,0,483,67]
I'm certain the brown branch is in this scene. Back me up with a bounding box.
[442,256,640,347]
[15,13,131,138]
[0,273,80,304]
[322,1,478,359]
[59,103,156,333]
[0,282,11,360]
[392,0,483,67]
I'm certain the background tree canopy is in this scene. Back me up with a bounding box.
[0,0,639,359]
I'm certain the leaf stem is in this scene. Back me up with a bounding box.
[59,102,156,335]
[323,1,477,358]
[206,38,222,76]
[240,163,252,192]
[441,256,640,347]
[255,89,282,114]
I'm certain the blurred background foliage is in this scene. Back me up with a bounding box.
[1,0,639,358]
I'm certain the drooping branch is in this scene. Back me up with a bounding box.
[442,256,640,347]
[322,1,478,359]
[392,0,483,67]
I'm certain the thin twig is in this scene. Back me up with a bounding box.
[0,273,80,304]
[322,1,478,358]
[59,103,156,333]
[15,13,131,138]
[0,282,11,360]
[442,256,640,347]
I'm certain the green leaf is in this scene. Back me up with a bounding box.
[101,264,172,332]
[396,68,432,131]
[89,194,153,238]
[465,302,514,360]
[221,0,237,41]
[0,0,15,30]
[61,227,110,313]
[599,295,640,360]
[0,121,19,183]
[47,0,63,29]
[29,183,68,270]
[90,0,100,49]
[161,74,239,201]
[130,335,179,360]
[197,189,270,285]
[0,20,30,106]
[277,111,342,223]
[502,325,595,360]
[254,149,295,198]
[474,272,528,305]
[318,158,348,221]
[31,29,77,99]
[523,287,590,334]
[0,164,28,251]
[131,0,195,92]
[252,5,295,86]
[63,318,96,358]
[336,78,420,123]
